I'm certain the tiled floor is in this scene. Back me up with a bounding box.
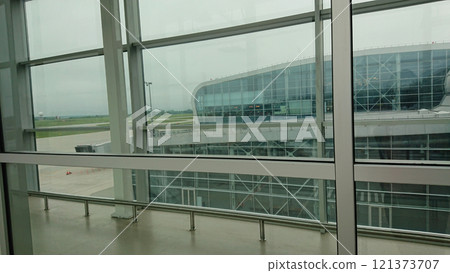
[28,197,450,255]
[29,197,337,255]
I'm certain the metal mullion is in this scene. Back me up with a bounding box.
[352,0,445,16]
[320,0,443,20]
[320,0,445,20]
[355,159,450,166]
[332,0,356,255]
[0,153,336,181]
[0,111,10,254]
[1,0,35,254]
[20,48,105,67]
[100,0,134,218]
[0,164,11,254]
[0,150,335,162]
[354,164,450,186]
[139,12,315,50]
[320,8,331,20]
[315,0,328,224]
[124,0,149,204]
[353,117,450,126]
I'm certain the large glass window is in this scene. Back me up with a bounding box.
[352,1,450,162]
[356,181,450,234]
[142,23,333,158]
[30,57,111,153]
[2,0,449,256]
[20,163,337,254]
[25,0,103,59]
[139,0,314,40]
[356,181,450,255]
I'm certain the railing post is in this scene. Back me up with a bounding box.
[133,206,138,223]
[259,220,266,241]
[44,196,49,211]
[84,200,89,217]
[189,211,196,231]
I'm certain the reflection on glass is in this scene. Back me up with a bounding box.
[38,166,113,197]
[356,181,450,255]
[139,0,314,40]
[25,0,103,59]
[36,164,336,222]
[356,182,450,235]
[151,171,336,221]
[25,163,338,254]
[17,15,335,159]
[142,24,334,158]
[353,2,450,162]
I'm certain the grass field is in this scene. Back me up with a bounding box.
[34,113,194,138]
[35,130,107,139]
[35,116,110,138]
[35,116,110,128]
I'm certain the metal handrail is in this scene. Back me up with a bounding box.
[28,190,331,230]
[28,190,450,247]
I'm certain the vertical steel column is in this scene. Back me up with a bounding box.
[331,0,357,255]
[100,0,134,218]
[0,0,35,254]
[315,0,328,224]
[0,165,9,254]
[124,0,149,204]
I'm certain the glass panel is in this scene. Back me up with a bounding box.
[20,163,337,254]
[36,164,336,221]
[2,3,334,160]
[0,4,9,63]
[30,57,111,153]
[352,1,450,162]
[25,0,103,59]
[357,181,450,254]
[5,17,334,159]
[142,23,333,158]
[139,0,314,40]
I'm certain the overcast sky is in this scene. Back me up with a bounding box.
[25,0,450,117]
